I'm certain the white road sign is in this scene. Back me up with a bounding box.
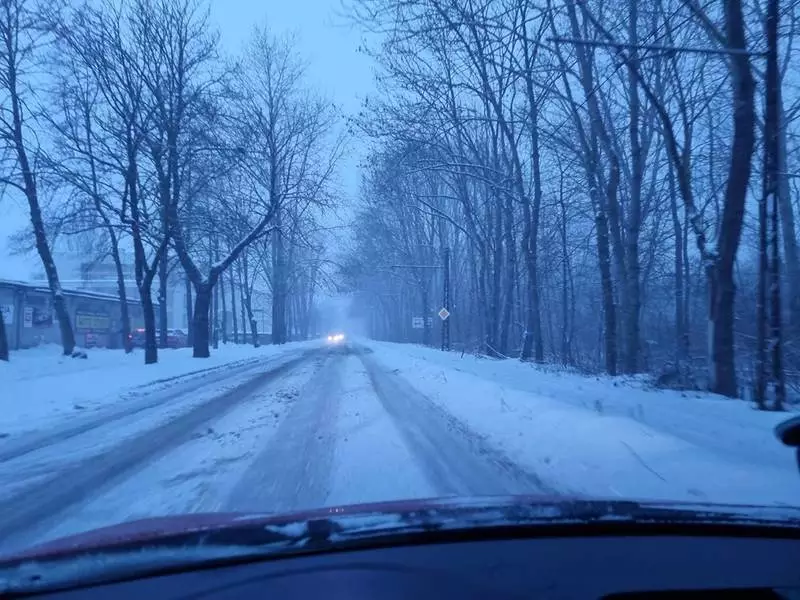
[438,307,450,321]
[412,316,424,329]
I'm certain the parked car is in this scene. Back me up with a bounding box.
[129,328,147,349]
[167,329,188,348]
[84,333,100,349]
[129,328,188,349]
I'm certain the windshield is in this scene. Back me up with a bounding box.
[0,0,798,560]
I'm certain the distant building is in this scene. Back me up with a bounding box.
[30,254,186,333]
[0,278,159,350]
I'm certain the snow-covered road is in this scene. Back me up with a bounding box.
[1,338,796,556]
[0,342,548,554]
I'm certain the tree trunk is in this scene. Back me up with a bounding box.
[243,288,258,347]
[158,253,168,348]
[142,288,158,365]
[766,0,786,411]
[212,243,220,350]
[22,196,75,357]
[756,144,769,408]
[185,278,193,347]
[624,0,642,374]
[192,282,212,358]
[0,310,8,361]
[83,106,131,354]
[239,271,247,345]
[220,269,228,344]
[499,193,515,355]
[529,168,544,362]
[7,39,75,356]
[212,277,219,350]
[230,267,238,343]
[669,165,689,367]
[479,249,492,354]
[600,135,620,376]
[770,183,786,409]
[490,197,502,351]
[597,208,618,376]
[520,10,544,364]
[521,255,544,362]
[711,0,756,397]
[769,178,786,409]
[250,317,259,347]
[558,174,572,364]
[111,238,132,353]
[683,205,691,355]
[271,214,286,345]
[777,98,800,337]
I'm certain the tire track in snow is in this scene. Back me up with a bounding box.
[0,348,313,464]
[0,350,319,552]
[225,347,346,514]
[355,346,555,498]
[30,356,327,549]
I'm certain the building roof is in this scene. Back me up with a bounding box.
[0,278,158,306]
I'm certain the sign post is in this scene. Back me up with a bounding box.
[392,245,451,352]
[441,246,451,351]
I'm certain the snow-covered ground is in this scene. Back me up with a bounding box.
[0,341,321,435]
[359,339,800,506]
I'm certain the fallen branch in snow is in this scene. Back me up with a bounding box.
[485,342,512,360]
[621,441,667,482]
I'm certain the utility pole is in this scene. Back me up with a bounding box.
[442,246,451,351]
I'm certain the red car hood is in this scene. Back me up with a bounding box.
[4,494,800,563]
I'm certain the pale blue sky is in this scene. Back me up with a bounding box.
[0,0,375,279]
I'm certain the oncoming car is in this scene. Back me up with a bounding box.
[326,332,345,344]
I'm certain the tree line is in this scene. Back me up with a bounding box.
[343,0,797,403]
[0,0,340,364]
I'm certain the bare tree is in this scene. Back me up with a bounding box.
[233,28,340,347]
[49,0,171,364]
[0,0,75,355]
[343,0,795,398]
[46,21,135,352]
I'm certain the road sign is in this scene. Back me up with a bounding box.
[438,307,450,321]
[412,316,424,329]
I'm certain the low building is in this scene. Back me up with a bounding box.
[0,279,159,350]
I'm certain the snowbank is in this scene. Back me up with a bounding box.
[0,341,321,435]
[362,340,800,507]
